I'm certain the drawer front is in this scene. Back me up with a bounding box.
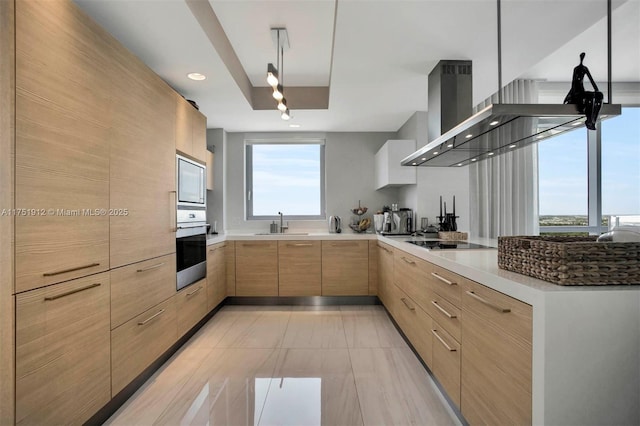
[321,240,369,296]
[426,263,462,307]
[431,321,461,407]
[111,297,177,396]
[176,279,208,336]
[278,240,321,296]
[428,293,461,342]
[391,283,433,367]
[394,251,432,313]
[110,253,176,329]
[16,273,111,426]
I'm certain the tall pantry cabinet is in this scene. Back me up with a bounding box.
[8,0,204,424]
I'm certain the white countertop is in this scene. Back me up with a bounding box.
[207,232,640,305]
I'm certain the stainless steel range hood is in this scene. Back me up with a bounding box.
[402,60,621,168]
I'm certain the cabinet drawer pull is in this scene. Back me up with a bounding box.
[44,283,101,301]
[401,257,416,265]
[377,244,392,253]
[288,243,313,247]
[209,247,218,252]
[137,262,165,273]
[43,262,100,277]
[465,290,511,313]
[431,300,456,319]
[138,309,166,326]
[331,242,359,247]
[241,243,266,247]
[186,286,203,296]
[431,272,456,286]
[432,329,457,352]
[400,297,415,311]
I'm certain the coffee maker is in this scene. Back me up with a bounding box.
[382,208,413,235]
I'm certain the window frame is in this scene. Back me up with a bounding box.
[245,139,326,221]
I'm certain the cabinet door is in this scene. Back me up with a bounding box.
[431,321,461,407]
[191,109,207,162]
[111,296,177,396]
[206,243,227,310]
[16,273,110,425]
[461,280,533,426]
[377,242,394,308]
[321,240,368,295]
[175,95,192,156]
[109,43,176,267]
[278,241,321,296]
[368,240,378,295]
[225,241,236,296]
[236,241,278,296]
[15,0,110,292]
[176,279,208,336]
[110,253,176,329]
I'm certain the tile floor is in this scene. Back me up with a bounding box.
[105,305,461,426]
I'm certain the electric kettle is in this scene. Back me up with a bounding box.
[329,215,342,233]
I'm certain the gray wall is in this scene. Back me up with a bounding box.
[224,131,399,233]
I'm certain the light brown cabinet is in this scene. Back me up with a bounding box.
[15,0,110,293]
[15,273,111,425]
[176,279,208,336]
[461,279,533,426]
[206,150,215,190]
[109,42,176,268]
[110,253,176,329]
[207,242,227,310]
[368,240,378,295]
[235,241,278,296]
[321,240,369,296]
[111,296,178,396]
[394,251,432,313]
[225,241,236,296]
[376,242,394,308]
[278,241,322,296]
[176,95,207,162]
[431,321,461,407]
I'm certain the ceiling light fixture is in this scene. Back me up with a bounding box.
[447,144,453,148]
[489,120,500,126]
[267,28,292,120]
[187,72,206,81]
[465,134,473,139]
[289,124,300,128]
[509,144,517,148]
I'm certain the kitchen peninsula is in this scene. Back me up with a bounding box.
[210,232,640,426]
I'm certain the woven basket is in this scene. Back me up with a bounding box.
[498,236,640,286]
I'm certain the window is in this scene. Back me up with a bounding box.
[246,141,325,220]
[538,107,640,234]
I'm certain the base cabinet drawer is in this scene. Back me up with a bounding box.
[16,273,111,426]
[111,297,177,396]
[278,240,321,296]
[391,283,433,367]
[427,293,461,342]
[110,253,176,329]
[425,263,462,307]
[176,279,208,336]
[431,321,461,407]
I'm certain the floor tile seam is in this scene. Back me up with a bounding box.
[207,310,247,349]
[346,346,370,426]
[256,347,289,426]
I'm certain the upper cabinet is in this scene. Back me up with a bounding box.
[15,0,111,292]
[206,150,215,191]
[109,39,176,267]
[374,139,417,190]
[176,96,207,163]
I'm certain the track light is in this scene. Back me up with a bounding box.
[267,63,279,87]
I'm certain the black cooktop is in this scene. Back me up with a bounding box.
[406,240,494,250]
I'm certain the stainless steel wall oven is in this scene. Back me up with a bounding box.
[176,209,206,290]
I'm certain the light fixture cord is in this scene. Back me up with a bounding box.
[607,0,612,103]
[281,46,284,88]
[497,0,502,104]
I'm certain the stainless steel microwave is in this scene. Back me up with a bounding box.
[176,154,206,208]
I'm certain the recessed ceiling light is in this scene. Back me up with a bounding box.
[509,144,517,148]
[488,152,494,156]
[412,162,417,165]
[447,144,453,148]
[289,124,300,128]
[536,134,545,139]
[420,157,426,161]
[457,163,463,166]
[465,134,473,139]
[187,72,206,81]
[489,120,500,126]
[471,158,477,162]
[433,152,438,155]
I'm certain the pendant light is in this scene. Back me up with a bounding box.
[266,28,292,120]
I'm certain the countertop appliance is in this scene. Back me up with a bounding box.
[176,208,207,290]
[177,154,206,209]
[380,209,413,235]
[407,240,493,250]
[329,215,342,233]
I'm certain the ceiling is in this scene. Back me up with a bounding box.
[74,0,639,133]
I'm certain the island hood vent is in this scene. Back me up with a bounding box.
[402,60,621,168]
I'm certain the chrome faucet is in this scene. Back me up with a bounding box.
[278,212,288,233]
